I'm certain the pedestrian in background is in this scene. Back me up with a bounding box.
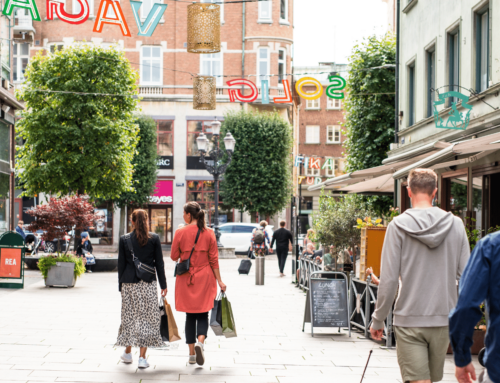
[370,169,470,383]
[303,229,315,250]
[171,202,227,366]
[270,220,293,277]
[251,221,272,257]
[115,209,167,369]
[449,231,500,383]
[75,232,94,273]
[15,220,26,240]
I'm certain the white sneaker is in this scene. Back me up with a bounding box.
[188,355,196,364]
[120,351,133,364]
[138,357,150,369]
[194,342,205,366]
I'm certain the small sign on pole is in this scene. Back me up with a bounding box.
[0,232,26,289]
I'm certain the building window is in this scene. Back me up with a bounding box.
[305,166,320,177]
[258,0,272,22]
[48,43,64,54]
[141,46,162,85]
[202,0,223,23]
[74,0,94,16]
[327,97,341,109]
[13,43,29,82]
[475,8,489,93]
[408,62,415,126]
[280,0,287,21]
[448,29,460,104]
[257,47,270,85]
[200,52,223,86]
[305,125,320,144]
[187,181,234,224]
[426,47,435,118]
[324,157,335,177]
[306,92,320,109]
[156,120,173,156]
[326,125,341,144]
[278,48,286,83]
[187,121,216,156]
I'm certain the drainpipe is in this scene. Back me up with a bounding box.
[393,0,400,208]
[241,2,245,109]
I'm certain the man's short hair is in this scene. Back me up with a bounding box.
[280,220,286,227]
[18,221,24,225]
[259,220,268,228]
[408,168,438,196]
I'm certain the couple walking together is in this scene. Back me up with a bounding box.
[115,202,226,368]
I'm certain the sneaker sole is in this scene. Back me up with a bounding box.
[120,356,133,364]
[194,344,205,366]
[138,364,149,369]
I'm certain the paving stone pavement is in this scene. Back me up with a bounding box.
[0,256,481,383]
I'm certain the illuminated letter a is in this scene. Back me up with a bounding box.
[93,0,131,37]
[2,0,40,21]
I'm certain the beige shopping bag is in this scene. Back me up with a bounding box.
[164,298,181,342]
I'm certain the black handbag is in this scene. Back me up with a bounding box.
[124,234,156,283]
[174,229,201,276]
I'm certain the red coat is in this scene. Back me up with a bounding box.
[170,224,219,313]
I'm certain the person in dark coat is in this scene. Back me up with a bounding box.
[115,209,167,370]
[75,232,94,273]
[15,221,26,240]
[270,220,293,277]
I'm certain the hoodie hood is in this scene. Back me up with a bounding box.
[393,207,455,249]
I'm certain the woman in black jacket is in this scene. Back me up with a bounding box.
[115,209,167,370]
[75,232,94,272]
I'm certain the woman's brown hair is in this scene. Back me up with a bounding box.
[131,209,151,246]
[184,202,206,232]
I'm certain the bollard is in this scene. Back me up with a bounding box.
[255,256,265,285]
[364,275,372,338]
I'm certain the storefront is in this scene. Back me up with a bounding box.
[186,180,234,225]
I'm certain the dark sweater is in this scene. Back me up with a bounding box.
[271,227,293,249]
[118,231,167,292]
[76,240,93,256]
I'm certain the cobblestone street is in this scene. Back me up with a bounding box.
[0,257,480,383]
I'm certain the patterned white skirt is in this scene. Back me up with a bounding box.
[115,280,164,348]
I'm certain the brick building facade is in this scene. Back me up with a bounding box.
[13,0,294,247]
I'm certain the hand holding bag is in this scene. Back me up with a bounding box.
[221,292,237,338]
[174,229,201,276]
[124,234,156,283]
[210,292,224,336]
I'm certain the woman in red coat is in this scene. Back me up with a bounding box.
[171,202,227,366]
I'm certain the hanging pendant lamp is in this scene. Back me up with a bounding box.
[187,3,221,54]
[193,75,216,110]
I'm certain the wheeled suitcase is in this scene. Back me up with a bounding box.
[238,259,252,275]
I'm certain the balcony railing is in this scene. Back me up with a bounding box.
[139,86,163,95]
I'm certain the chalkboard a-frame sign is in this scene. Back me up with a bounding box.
[303,271,351,337]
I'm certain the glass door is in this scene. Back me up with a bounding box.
[150,207,173,244]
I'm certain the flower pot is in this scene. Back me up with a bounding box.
[447,329,485,355]
[45,262,77,288]
[255,256,265,285]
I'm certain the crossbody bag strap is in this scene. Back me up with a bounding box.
[186,229,201,262]
[124,234,137,261]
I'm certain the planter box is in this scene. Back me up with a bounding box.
[45,262,76,288]
[447,329,485,355]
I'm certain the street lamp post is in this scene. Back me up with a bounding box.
[196,121,236,247]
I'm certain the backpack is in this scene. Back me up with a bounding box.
[254,228,265,244]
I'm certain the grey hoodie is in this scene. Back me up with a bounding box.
[372,207,470,330]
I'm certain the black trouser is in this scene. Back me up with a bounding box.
[185,312,209,344]
[276,247,288,273]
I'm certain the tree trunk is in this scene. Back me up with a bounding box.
[73,187,85,253]
[119,206,126,237]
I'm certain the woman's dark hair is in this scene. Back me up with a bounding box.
[184,202,206,232]
[131,209,151,246]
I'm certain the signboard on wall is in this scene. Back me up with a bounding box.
[157,156,174,170]
[150,180,173,204]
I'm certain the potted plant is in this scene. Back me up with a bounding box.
[27,196,98,287]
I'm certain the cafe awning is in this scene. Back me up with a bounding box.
[341,173,394,194]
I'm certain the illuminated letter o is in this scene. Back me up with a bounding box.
[295,77,323,100]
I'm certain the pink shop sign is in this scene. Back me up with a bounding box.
[149,180,173,204]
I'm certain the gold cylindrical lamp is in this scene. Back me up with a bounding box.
[193,75,216,110]
[187,3,221,54]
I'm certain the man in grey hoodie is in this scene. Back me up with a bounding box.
[370,169,470,383]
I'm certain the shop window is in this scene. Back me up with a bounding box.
[472,176,483,236]
[300,196,313,211]
[13,43,29,82]
[89,203,113,245]
[141,46,162,85]
[157,120,173,156]
[187,120,218,169]
[200,52,223,86]
[186,181,234,224]
[0,173,9,233]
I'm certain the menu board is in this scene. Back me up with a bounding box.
[310,278,348,328]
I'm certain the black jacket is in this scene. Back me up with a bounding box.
[271,228,293,250]
[76,240,93,256]
[118,231,167,292]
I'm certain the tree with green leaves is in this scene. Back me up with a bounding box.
[220,110,292,220]
[112,115,159,236]
[16,44,140,199]
[343,33,396,215]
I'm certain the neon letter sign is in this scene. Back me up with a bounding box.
[93,0,131,37]
[2,0,40,21]
[227,79,258,103]
[130,1,167,37]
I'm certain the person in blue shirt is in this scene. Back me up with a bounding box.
[449,231,500,383]
[15,221,26,240]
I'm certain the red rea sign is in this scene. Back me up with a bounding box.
[0,248,22,278]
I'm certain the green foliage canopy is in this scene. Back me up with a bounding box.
[220,111,292,217]
[16,45,140,199]
[113,115,159,208]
